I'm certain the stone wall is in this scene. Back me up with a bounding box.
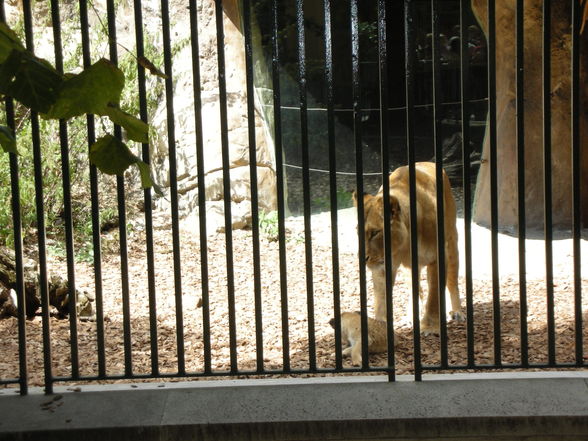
[144,0,278,233]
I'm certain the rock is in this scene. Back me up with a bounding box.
[146,0,278,230]
[182,200,252,234]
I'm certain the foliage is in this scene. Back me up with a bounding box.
[258,210,279,242]
[0,16,165,252]
[0,22,155,190]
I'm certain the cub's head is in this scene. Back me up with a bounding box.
[353,191,408,269]
[329,311,361,346]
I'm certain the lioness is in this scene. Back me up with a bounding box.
[329,311,388,366]
[353,162,464,334]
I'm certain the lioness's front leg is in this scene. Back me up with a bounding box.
[371,263,399,322]
[421,262,441,335]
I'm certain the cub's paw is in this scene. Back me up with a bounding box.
[449,310,466,323]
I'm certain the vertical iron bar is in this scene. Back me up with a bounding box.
[22,0,53,394]
[515,0,528,367]
[404,0,422,381]
[8,123,28,394]
[133,0,159,375]
[50,0,80,380]
[296,0,316,371]
[242,0,264,372]
[78,0,106,378]
[160,0,185,376]
[431,0,448,368]
[271,0,290,371]
[487,0,501,366]
[459,0,475,368]
[79,0,106,378]
[214,0,238,372]
[542,0,555,367]
[106,0,133,377]
[350,0,369,370]
[323,0,343,371]
[571,0,583,366]
[1,0,28,390]
[188,0,212,374]
[7,101,27,395]
[378,0,395,380]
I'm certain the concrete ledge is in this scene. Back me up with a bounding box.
[1,372,587,440]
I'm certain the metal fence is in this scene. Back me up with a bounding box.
[0,0,585,396]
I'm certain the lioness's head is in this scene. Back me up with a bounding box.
[353,191,408,268]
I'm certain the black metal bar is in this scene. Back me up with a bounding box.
[271,0,290,371]
[515,0,528,367]
[542,0,555,368]
[459,0,475,369]
[2,0,27,396]
[295,0,316,371]
[2,58,28,396]
[160,0,186,376]
[487,0,501,366]
[571,0,583,366]
[214,0,238,372]
[78,0,106,378]
[133,0,159,376]
[404,0,421,381]
[323,0,342,371]
[188,0,211,374]
[8,107,28,395]
[419,361,585,371]
[431,0,448,368]
[22,0,53,394]
[33,357,588,382]
[242,0,264,372]
[106,0,133,377]
[350,0,369,370]
[50,0,80,380]
[378,0,395,381]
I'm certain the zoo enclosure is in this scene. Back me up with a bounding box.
[0,0,586,396]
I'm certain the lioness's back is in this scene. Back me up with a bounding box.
[388,162,457,234]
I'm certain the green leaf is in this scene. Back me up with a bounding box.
[47,58,124,120]
[0,125,17,154]
[89,135,161,194]
[0,50,62,114]
[135,161,163,195]
[0,49,22,87]
[89,135,137,175]
[103,105,148,143]
[0,22,25,64]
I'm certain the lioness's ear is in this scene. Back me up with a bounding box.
[352,191,372,207]
[390,195,401,218]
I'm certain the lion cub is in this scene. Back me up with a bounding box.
[329,311,388,366]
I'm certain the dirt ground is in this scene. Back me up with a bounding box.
[1,208,587,388]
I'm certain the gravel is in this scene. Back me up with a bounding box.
[1,208,586,387]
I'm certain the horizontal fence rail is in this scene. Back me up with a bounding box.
[0,0,585,396]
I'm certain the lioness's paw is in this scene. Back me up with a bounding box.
[420,316,440,336]
[449,310,466,323]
